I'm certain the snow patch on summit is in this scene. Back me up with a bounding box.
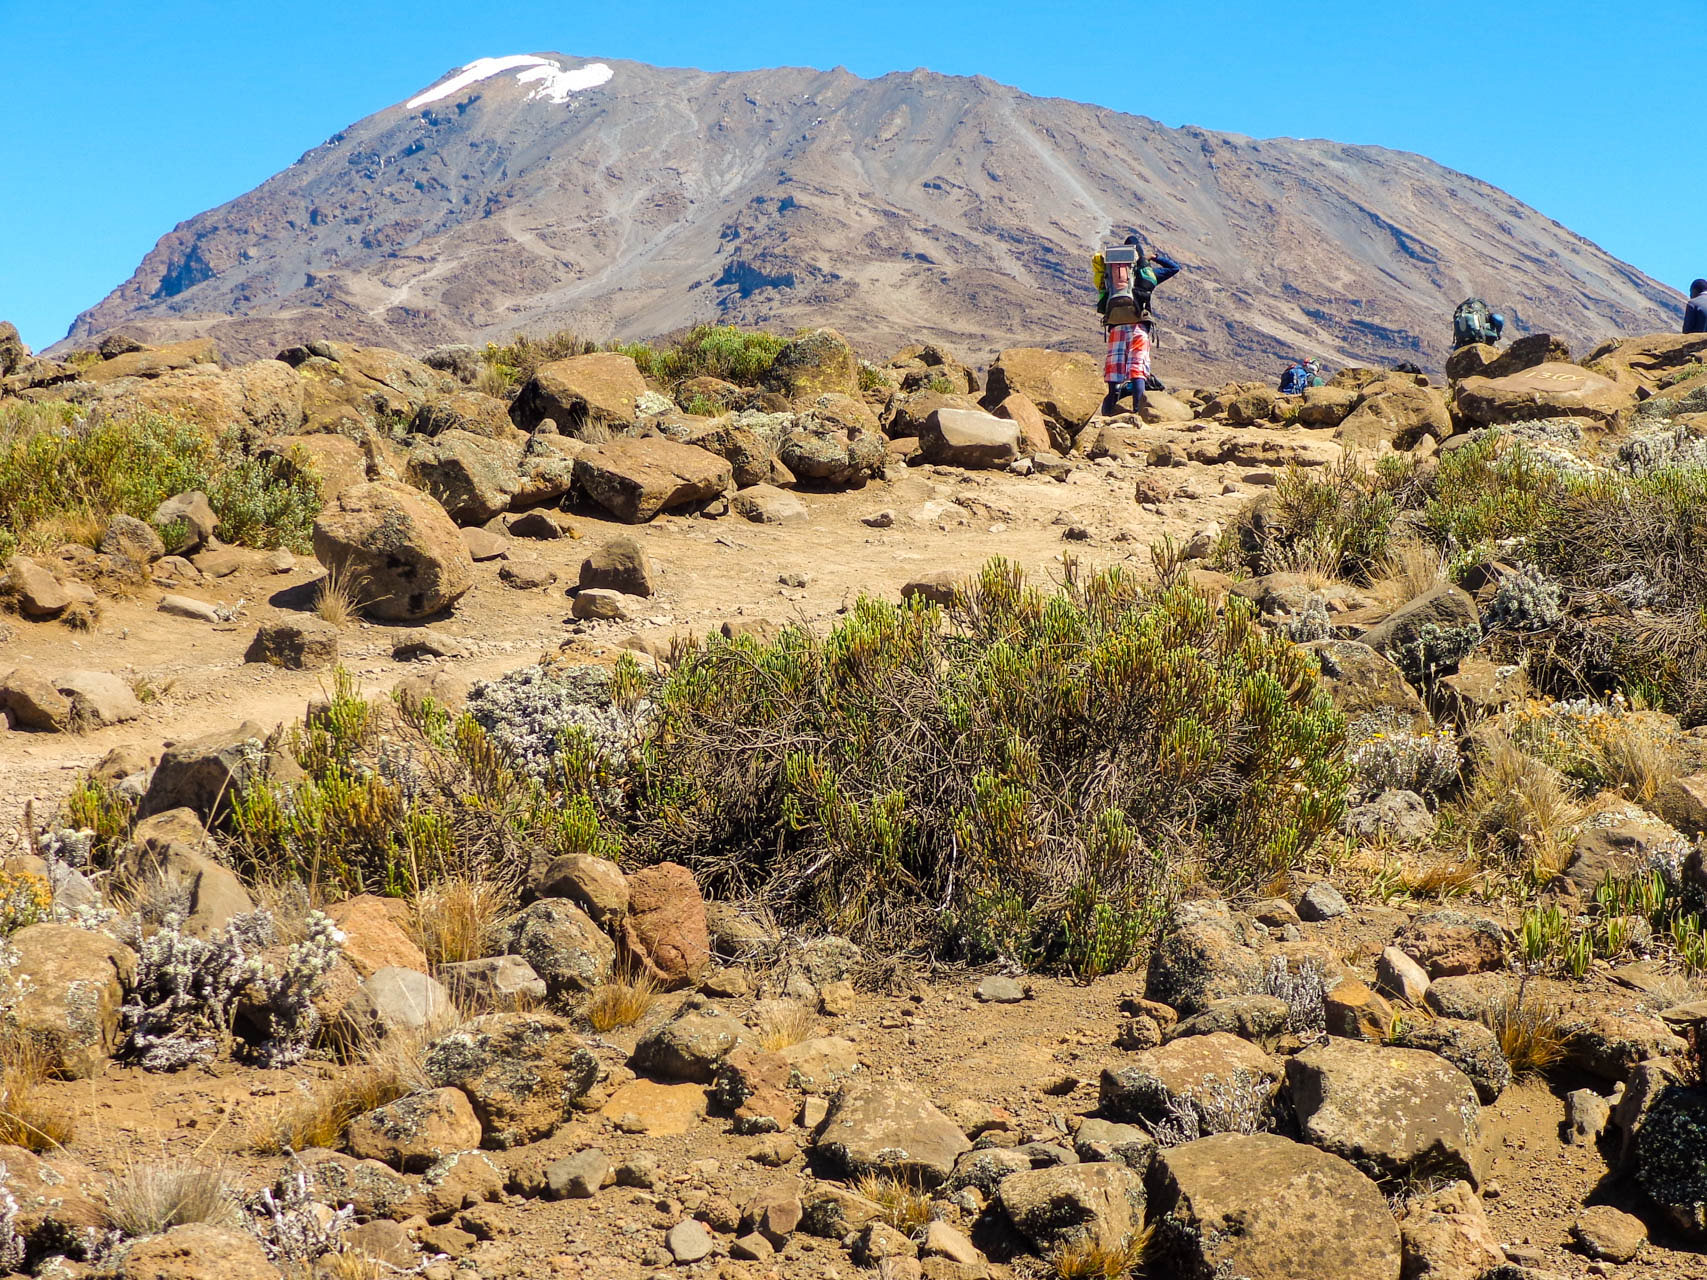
[407,55,613,110]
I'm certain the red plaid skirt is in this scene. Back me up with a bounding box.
[1104,323,1152,383]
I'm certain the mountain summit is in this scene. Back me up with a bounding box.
[65,53,1678,377]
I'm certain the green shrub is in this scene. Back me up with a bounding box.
[1424,432,1561,562]
[0,406,320,556]
[479,330,600,397]
[656,324,787,387]
[1221,456,1416,583]
[229,675,622,897]
[630,558,1348,968]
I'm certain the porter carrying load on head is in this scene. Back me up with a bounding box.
[1094,234,1181,416]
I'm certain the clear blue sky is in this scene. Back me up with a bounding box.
[3,1,1702,351]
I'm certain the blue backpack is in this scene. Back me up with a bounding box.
[1279,364,1308,395]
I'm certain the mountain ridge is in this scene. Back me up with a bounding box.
[61,53,1681,381]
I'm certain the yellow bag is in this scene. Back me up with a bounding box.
[1092,251,1106,291]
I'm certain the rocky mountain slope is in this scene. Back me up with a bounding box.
[65,54,1679,381]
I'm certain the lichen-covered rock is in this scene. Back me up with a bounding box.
[346,1087,483,1171]
[116,1222,281,1280]
[312,480,474,620]
[1099,1032,1281,1132]
[1144,900,1263,1016]
[1286,1039,1485,1186]
[0,923,138,1077]
[509,352,647,438]
[763,329,861,400]
[995,1162,1145,1251]
[423,1012,599,1148]
[631,995,747,1083]
[499,899,615,996]
[1149,1133,1401,1280]
[1393,1017,1513,1103]
[812,1077,970,1188]
[0,1143,107,1248]
[404,428,521,523]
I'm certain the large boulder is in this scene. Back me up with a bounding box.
[510,352,648,438]
[116,1222,281,1280]
[414,389,518,440]
[918,408,1022,469]
[1296,384,1359,426]
[763,329,861,400]
[982,349,1105,429]
[813,1078,970,1188]
[990,392,1059,453]
[54,670,143,729]
[284,343,451,433]
[312,480,475,620]
[1098,1032,1281,1130]
[619,862,711,989]
[423,1012,599,1148]
[1454,362,1634,426]
[0,923,138,1077]
[499,900,615,996]
[1334,385,1452,453]
[345,1087,483,1172]
[1,555,71,619]
[404,429,521,523]
[1144,900,1263,1016]
[631,996,747,1083]
[1285,1039,1485,1186]
[117,807,255,938]
[1357,585,1481,679]
[1444,333,1571,383]
[1393,910,1507,978]
[0,321,27,375]
[138,719,299,825]
[1297,639,1430,730]
[1584,331,1707,394]
[0,1143,107,1251]
[81,337,220,383]
[259,433,369,503]
[776,420,885,487]
[573,438,732,522]
[1149,1133,1401,1280]
[1395,1179,1506,1280]
[996,1163,1145,1252]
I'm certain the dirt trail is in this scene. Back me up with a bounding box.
[0,449,1243,845]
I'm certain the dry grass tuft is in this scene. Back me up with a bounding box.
[853,1172,933,1233]
[313,561,370,627]
[104,1161,238,1237]
[1456,736,1582,878]
[754,1001,817,1051]
[317,1251,390,1280]
[584,972,661,1032]
[1484,991,1567,1078]
[0,1033,75,1152]
[253,1031,429,1154]
[410,876,511,967]
[1368,539,1447,611]
[1050,1228,1153,1279]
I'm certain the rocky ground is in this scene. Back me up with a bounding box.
[3,322,1707,1279]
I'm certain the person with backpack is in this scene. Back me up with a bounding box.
[1305,359,1326,387]
[1452,298,1506,350]
[1093,234,1181,415]
[1684,279,1707,335]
